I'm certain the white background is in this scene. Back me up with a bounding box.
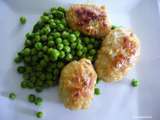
[0,0,160,120]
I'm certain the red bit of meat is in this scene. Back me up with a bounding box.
[113,54,127,69]
[123,37,136,55]
[75,7,106,26]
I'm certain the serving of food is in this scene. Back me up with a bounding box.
[13,4,140,112]
[0,0,148,118]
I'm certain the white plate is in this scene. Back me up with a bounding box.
[0,0,160,120]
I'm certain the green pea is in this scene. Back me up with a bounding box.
[63,46,71,53]
[48,14,53,19]
[17,66,25,73]
[74,31,80,37]
[36,111,43,118]
[87,44,93,49]
[24,56,31,63]
[25,32,32,39]
[25,66,32,73]
[87,56,93,61]
[39,74,46,81]
[42,46,48,52]
[41,35,47,41]
[131,79,139,87]
[38,51,44,58]
[43,11,49,16]
[35,42,43,50]
[57,24,64,31]
[43,26,51,34]
[43,55,49,62]
[57,62,64,68]
[21,81,28,88]
[14,55,22,63]
[54,19,61,24]
[82,47,87,53]
[35,80,43,87]
[46,73,52,80]
[62,31,69,38]
[53,32,61,38]
[20,16,26,24]
[28,94,36,103]
[35,97,43,106]
[59,51,65,59]
[40,59,47,67]
[49,19,54,24]
[41,15,49,22]
[65,54,72,61]
[94,88,100,95]
[63,39,69,46]
[49,48,60,61]
[46,80,53,87]
[96,79,101,84]
[25,39,32,47]
[9,93,16,100]
[50,22,56,29]
[71,50,75,56]
[35,35,40,42]
[31,48,37,55]
[35,87,43,93]
[53,69,59,76]
[32,56,38,63]
[27,81,34,89]
[23,48,31,56]
[48,36,53,41]
[50,7,57,12]
[83,37,90,44]
[111,25,117,30]
[51,64,56,69]
[89,49,96,55]
[55,37,62,44]
[69,34,76,43]
[57,7,66,13]
[22,73,30,81]
[56,11,64,18]
[77,43,83,50]
[31,76,37,82]
[77,50,83,57]
[48,41,55,47]
[36,67,42,73]
[57,43,64,50]
[77,38,82,44]
[61,19,67,26]
[71,43,77,49]
[90,38,96,43]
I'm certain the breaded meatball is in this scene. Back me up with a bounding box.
[59,58,97,110]
[95,28,140,82]
[66,4,111,38]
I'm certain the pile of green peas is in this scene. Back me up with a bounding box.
[15,7,101,93]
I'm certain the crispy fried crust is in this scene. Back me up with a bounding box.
[59,58,97,110]
[95,28,140,82]
[66,4,111,38]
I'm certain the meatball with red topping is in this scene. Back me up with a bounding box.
[59,58,97,110]
[66,4,111,38]
[95,28,140,82]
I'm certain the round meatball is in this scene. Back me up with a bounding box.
[95,28,140,82]
[66,4,111,38]
[59,58,97,110]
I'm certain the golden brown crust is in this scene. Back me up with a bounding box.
[59,58,97,110]
[66,4,112,38]
[95,28,140,82]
